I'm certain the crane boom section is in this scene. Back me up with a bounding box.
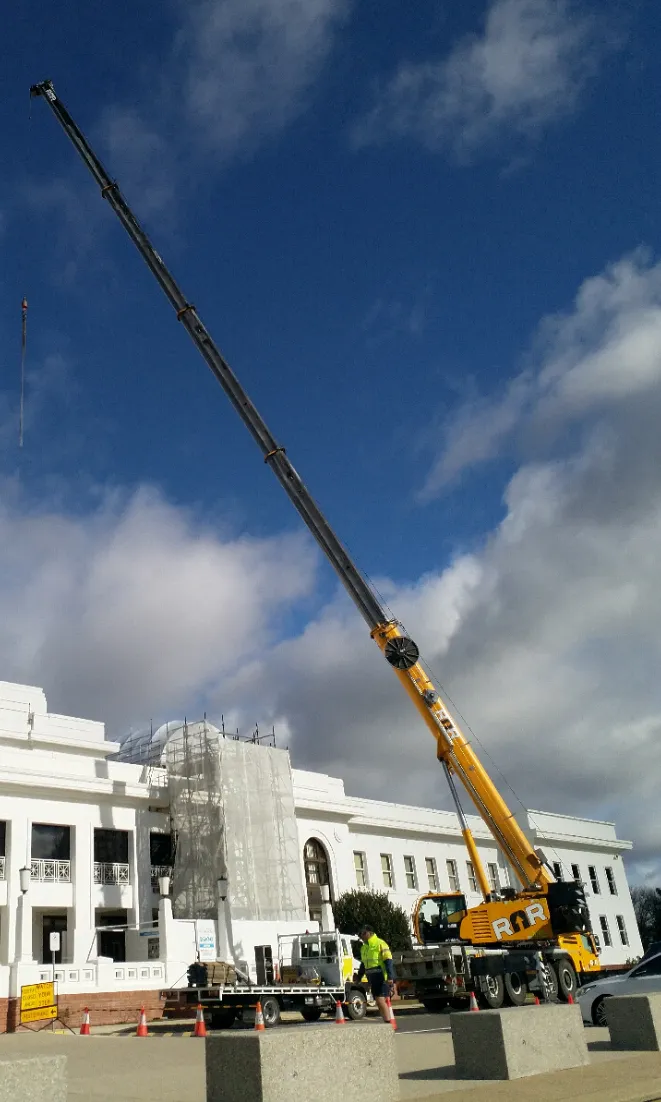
[31,80,551,891]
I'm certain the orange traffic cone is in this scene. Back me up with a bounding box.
[534,995,540,1005]
[136,1006,149,1037]
[469,992,479,1011]
[334,1000,346,1024]
[193,1004,207,1038]
[254,1001,265,1031]
[567,993,574,1005]
[387,998,397,1030]
[80,1007,91,1035]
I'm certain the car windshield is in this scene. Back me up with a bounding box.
[631,953,661,978]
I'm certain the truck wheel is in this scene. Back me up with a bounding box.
[503,971,528,1007]
[477,975,504,1010]
[538,960,559,1001]
[260,996,282,1028]
[301,1008,323,1022]
[420,998,447,1013]
[345,989,368,1021]
[210,1008,236,1029]
[554,958,577,1002]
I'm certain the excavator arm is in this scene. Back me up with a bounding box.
[31,79,551,894]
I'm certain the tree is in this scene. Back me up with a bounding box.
[332,890,413,951]
[631,886,661,950]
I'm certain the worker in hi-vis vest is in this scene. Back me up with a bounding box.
[357,925,395,1022]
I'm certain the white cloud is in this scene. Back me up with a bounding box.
[423,250,661,492]
[176,0,348,157]
[97,108,176,218]
[353,0,608,160]
[0,485,316,729]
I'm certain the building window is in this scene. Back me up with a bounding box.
[304,840,329,887]
[150,832,175,890]
[599,916,612,947]
[425,858,438,892]
[616,915,629,946]
[588,866,600,894]
[381,854,394,889]
[94,829,130,885]
[354,852,367,888]
[488,863,500,892]
[31,824,71,882]
[303,838,331,924]
[552,862,564,880]
[446,859,459,892]
[404,856,418,891]
[571,864,580,881]
[466,861,478,892]
[605,867,617,896]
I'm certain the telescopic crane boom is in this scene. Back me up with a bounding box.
[30,80,550,901]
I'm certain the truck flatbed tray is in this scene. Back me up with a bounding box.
[163,985,343,1000]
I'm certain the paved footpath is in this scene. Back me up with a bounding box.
[0,1022,659,1101]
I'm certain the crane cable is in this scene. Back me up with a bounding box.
[19,297,27,448]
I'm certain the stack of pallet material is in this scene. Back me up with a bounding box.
[279,965,321,985]
[205,961,237,985]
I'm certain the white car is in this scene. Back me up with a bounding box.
[577,952,661,1026]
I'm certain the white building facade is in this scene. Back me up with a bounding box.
[0,682,642,1028]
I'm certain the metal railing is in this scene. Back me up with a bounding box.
[150,865,173,890]
[0,856,4,880]
[94,862,130,885]
[31,858,71,882]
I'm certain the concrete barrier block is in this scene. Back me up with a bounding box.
[451,1004,589,1080]
[0,1057,66,1101]
[606,993,661,1050]
[206,1025,397,1102]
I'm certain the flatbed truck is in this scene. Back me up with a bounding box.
[161,930,370,1028]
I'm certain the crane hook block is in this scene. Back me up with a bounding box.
[384,635,420,670]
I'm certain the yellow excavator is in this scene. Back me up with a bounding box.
[32,81,601,1007]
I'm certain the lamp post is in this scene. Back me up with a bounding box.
[320,883,333,931]
[158,874,171,898]
[216,873,230,961]
[19,866,31,894]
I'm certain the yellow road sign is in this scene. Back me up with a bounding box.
[20,1004,57,1025]
[21,981,55,1012]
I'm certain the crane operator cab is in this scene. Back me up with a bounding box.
[416,893,468,945]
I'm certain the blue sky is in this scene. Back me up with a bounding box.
[2,1,661,881]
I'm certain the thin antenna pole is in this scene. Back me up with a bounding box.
[19,298,27,448]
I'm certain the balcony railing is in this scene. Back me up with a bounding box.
[94,862,130,885]
[150,865,173,890]
[31,859,71,883]
[0,856,4,880]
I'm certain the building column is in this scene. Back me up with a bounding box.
[72,822,96,963]
[6,816,33,967]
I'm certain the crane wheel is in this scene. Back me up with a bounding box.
[554,958,577,1002]
[477,975,504,1009]
[503,971,528,1006]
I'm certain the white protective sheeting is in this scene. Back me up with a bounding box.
[166,723,307,923]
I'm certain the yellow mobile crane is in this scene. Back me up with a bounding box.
[32,81,600,1007]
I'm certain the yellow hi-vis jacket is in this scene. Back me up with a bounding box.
[360,934,393,978]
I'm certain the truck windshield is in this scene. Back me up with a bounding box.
[419,895,467,939]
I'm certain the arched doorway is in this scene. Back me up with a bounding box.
[303,838,332,924]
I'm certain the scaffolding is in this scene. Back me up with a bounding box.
[165,720,307,923]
